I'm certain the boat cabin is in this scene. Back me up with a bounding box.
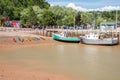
[100,22,117,32]
[60,32,66,37]
[85,33,99,39]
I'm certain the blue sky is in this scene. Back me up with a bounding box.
[46,0,120,9]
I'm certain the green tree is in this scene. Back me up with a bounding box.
[81,12,93,25]
[0,0,50,20]
[49,6,65,26]
[42,10,55,26]
[75,12,82,26]
[62,7,77,26]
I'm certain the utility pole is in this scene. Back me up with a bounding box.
[92,11,95,30]
[116,9,118,30]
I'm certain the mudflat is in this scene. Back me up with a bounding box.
[0,31,81,80]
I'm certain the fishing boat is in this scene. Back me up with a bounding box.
[52,32,80,42]
[80,33,119,45]
[80,9,119,45]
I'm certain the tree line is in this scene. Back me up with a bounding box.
[0,0,120,28]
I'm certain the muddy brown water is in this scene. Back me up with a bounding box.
[0,44,120,80]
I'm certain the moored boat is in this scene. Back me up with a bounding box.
[80,33,119,45]
[52,32,80,42]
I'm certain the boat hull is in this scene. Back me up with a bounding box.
[80,38,118,45]
[52,33,80,42]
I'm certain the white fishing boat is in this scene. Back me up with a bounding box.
[80,33,119,45]
[80,10,119,45]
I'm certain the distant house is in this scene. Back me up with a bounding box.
[10,21,21,28]
[117,21,120,28]
[100,22,119,31]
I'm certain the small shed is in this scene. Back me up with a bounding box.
[100,22,117,31]
[10,21,20,28]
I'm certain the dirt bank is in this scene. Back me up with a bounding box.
[0,35,67,51]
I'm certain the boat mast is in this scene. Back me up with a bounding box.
[93,11,95,31]
[116,9,118,30]
[74,16,75,29]
[115,9,119,44]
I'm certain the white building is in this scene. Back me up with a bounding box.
[100,22,117,32]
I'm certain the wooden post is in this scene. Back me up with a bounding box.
[118,33,119,44]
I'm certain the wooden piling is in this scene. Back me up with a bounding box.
[118,32,120,44]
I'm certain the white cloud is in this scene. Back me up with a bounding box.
[67,3,77,9]
[50,3,54,6]
[67,3,87,11]
[66,3,120,12]
[98,6,120,11]
[49,2,68,6]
